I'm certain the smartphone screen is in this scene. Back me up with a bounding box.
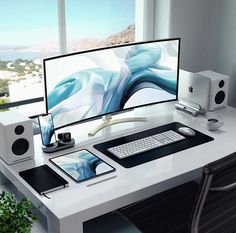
[38,113,57,146]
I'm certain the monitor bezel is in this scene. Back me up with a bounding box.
[43,38,181,130]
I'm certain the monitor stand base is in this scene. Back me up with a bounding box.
[88,115,147,137]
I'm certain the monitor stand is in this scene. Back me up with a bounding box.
[88,114,147,136]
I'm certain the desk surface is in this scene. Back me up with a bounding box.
[1,102,236,233]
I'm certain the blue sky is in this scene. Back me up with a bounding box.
[0,0,135,46]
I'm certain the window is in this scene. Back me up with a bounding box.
[0,0,59,116]
[0,0,136,117]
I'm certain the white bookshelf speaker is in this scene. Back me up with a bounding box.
[0,110,34,164]
[197,70,230,111]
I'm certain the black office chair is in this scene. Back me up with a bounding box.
[118,152,236,233]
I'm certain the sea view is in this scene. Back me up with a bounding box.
[0,51,57,61]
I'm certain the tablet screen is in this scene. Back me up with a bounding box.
[50,149,115,183]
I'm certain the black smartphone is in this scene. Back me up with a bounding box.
[38,113,57,146]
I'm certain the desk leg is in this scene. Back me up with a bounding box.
[0,171,9,185]
[47,212,83,233]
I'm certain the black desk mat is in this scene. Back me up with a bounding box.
[94,122,214,168]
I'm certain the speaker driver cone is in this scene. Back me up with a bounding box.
[15,125,24,135]
[215,91,225,105]
[219,80,225,88]
[12,138,29,155]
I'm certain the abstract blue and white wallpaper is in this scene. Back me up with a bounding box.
[44,39,179,128]
[51,149,115,182]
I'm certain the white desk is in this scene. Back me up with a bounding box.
[1,102,236,233]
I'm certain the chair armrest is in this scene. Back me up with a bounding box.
[204,152,236,175]
[210,182,236,191]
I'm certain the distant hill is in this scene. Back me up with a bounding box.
[102,24,135,46]
[0,45,29,51]
[67,24,135,52]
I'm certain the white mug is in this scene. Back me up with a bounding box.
[207,118,223,131]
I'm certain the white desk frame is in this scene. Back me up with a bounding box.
[1,102,236,233]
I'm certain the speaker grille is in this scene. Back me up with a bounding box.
[12,138,29,155]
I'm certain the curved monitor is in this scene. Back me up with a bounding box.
[43,38,180,130]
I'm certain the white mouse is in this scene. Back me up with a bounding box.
[178,127,196,137]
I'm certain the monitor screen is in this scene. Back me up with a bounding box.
[43,38,180,130]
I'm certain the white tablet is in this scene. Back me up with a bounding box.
[50,149,115,183]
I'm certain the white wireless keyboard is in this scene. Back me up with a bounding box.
[107,130,185,159]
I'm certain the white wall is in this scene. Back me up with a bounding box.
[153,0,236,107]
[209,0,236,107]
[201,0,222,71]
[154,0,210,72]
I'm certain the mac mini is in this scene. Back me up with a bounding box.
[178,69,211,111]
